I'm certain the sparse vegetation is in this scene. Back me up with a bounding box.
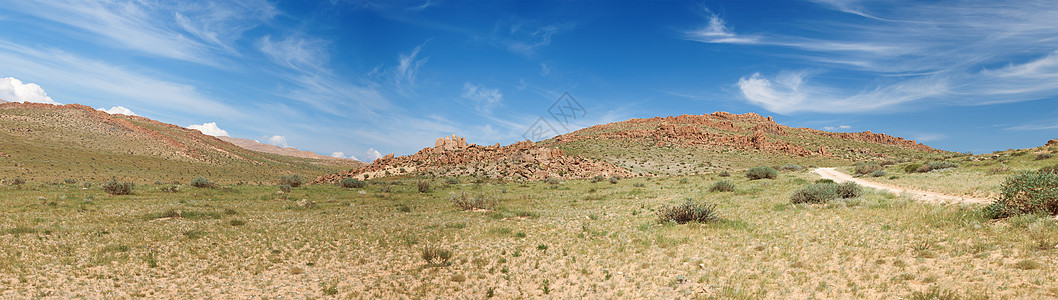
[656,199,720,224]
[102,177,134,195]
[745,166,778,180]
[339,177,366,188]
[417,180,431,193]
[190,176,213,188]
[790,182,862,204]
[450,192,496,210]
[708,180,735,192]
[278,175,303,188]
[421,246,453,266]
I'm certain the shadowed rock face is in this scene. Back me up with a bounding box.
[313,137,634,183]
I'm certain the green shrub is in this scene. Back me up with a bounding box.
[708,180,735,192]
[102,177,134,195]
[816,179,835,184]
[903,163,923,173]
[1036,153,1053,161]
[64,179,78,184]
[790,182,862,204]
[339,177,366,188]
[417,180,431,193]
[545,177,561,185]
[451,192,496,210]
[656,199,720,224]
[745,167,778,180]
[779,164,803,172]
[278,175,302,188]
[190,176,213,188]
[990,171,1058,217]
[609,177,619,184]
[718,171,731,177]
[854,162,882,175]
[870,170,887,177]
[590,175,605,183]
[158,185,179,193]
[445,178,461,184]
[278,184,292,193]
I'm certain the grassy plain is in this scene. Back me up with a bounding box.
[2,172,1056,298]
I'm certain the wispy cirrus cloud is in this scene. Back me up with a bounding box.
[5,0,275,64]
[689,1,1058,114]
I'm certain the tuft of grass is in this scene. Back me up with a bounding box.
[656,198,720,224]
[718,171,731,177]
[190,176,214,188]
[278,175,303,188]
[339,177,366,188]
[450,192,496,211]
[421,246,453,266]
[1013,259,1042,270]
[745,167,777,180]
[102,177,134,195]
[708,180,735,192]
[417,180,431,193]
[790,182,862,204]
[909,287,962,300]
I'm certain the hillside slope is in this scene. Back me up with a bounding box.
[542,112,951,175]
[0,102,358,184]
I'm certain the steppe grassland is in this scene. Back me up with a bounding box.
[1,172,1056,298]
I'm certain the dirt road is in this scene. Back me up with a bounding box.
[811,168,992,205]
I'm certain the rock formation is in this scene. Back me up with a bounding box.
[314,136,634,183]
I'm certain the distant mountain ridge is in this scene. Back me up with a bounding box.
[217,136,354,161]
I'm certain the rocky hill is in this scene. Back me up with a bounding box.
[0,102,358,184]
[542,111,950,175]
[313,134,633,183]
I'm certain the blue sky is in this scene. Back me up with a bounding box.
[2,0,1058,159]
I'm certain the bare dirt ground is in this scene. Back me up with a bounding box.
[812,168,992,205]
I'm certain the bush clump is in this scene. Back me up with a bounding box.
[779,164,803,172]
[417,180,431,193]
[708,180,735,192]
[102,178,134,195]
[745,166,778,180]
[590,175,605,183]
[609,177,619,184]
[854,162,882,175]
[906,161,959,173]
[656,199,720,224]
[6,178,25,186]
[986,171,1058,218]
[870,170,888,177]
[1036,153,1053,161]
[1039,164,1058,174]
[278,184,292,193]
[718,171,731,177]
[190,176,213,188]
[278,175,303,188]
[339,177,366,188]
[790,182,862,204]
[421,246,453,266]
[450,192,496,210]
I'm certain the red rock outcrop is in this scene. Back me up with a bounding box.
[314,137,634,183]
[1047,139,1058,146]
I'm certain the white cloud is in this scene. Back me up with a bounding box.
[0,77,60,104]
[365,148,383,161]
[395,43,428,90]
[692,2,1058,114]
[258,35,330,72]
[97,106,137,116]
[0,41,240,118]
[462,82,503,113]
[187,122,229,137]
[822,125,852,131]
[266,135,288,148]
[330,151,360,161]
[4,0,276,64]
